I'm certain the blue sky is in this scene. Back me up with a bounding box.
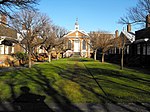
[38,0,138,33]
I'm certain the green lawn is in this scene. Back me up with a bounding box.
[0,58,150,104]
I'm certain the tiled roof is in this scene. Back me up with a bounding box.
[0,25,17,39]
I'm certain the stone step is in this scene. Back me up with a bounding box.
[71,52,81,58]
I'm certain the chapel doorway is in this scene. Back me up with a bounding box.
[74,40,80,52]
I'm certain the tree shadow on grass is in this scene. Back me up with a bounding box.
[96,68,150,83]
[17,67,84,112]
[89,68,150,94]
[51,62,150,112]
[1,60,149,112]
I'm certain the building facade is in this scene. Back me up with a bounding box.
[63,19,91,57]
[0,14,19,55]
[0,14,43,55]
[107,18,150,67]
[132,15,150,66]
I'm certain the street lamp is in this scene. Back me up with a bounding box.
[144,38,149,42]
[144,38,149,64]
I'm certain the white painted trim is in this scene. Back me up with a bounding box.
[5,46,9,54]
[64,30,90,38]
[1,45,4,54]
[0,45,4,54]
[0,36,18,42]
[122,31,135,43]
[67,36,89,38]
[11,46,14,54]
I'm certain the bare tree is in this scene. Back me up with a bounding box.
[89,32,101,60]
[115,33,128,70]
[9,9,51,68]
[89,31,114,62]
[0,0,39,20]
[43,25,66,62]
[119,0,150,27]
[53,26,67,59]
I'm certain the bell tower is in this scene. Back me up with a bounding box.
[75,18,79,30]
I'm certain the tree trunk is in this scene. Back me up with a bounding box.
[56,53,59,60]
[62,53,63,58]
[48,52,52,62]
[28,51,32,68]
[94,49,97,60]
[121,48,124,70]
[102,53,105,63]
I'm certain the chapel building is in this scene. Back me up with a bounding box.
[63,19,91,57]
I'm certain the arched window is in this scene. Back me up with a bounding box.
[82,40,86,50]
[68,40,71,50]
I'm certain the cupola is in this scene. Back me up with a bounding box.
[75,18,79,30]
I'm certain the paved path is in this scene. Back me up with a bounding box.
[49,103,150,112]
[0,102,150,112]
[0,67,24,73]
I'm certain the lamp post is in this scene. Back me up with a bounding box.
[144,38,149,42]
[144,38,149,65]
[144,38,149,55]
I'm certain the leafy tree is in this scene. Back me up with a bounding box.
[15,52,28,66]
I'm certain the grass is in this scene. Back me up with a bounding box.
[0,58,150,104]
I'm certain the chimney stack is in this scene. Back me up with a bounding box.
[146,14,150,28]
[115,30,119,38]
[127,24,131,32]
[0,14,7,25]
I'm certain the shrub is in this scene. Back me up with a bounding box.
[14,52,28,65]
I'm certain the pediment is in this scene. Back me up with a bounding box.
[65,30,89,38]
[68,31,85,36]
